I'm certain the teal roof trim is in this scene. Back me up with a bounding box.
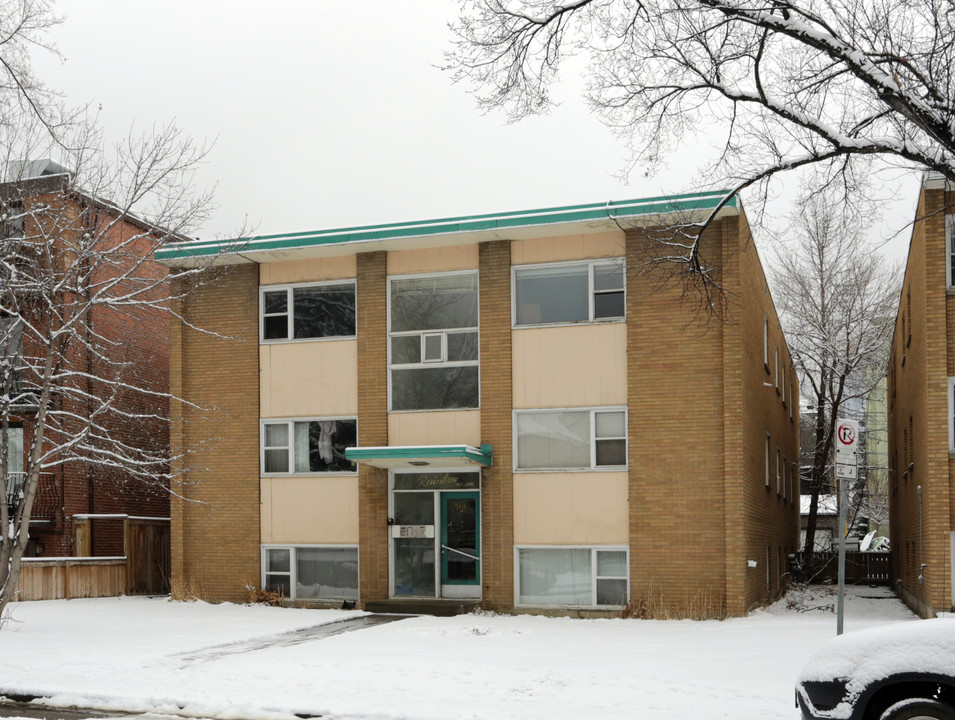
[156,191,737,261]
[345,444,493,468]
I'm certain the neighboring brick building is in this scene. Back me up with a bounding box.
[158,191,800,617]
[887,173,955,618]
[1,162,170,559]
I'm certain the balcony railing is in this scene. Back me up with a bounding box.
[5,471,59,522]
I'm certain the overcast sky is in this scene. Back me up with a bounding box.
[31,0,919,259]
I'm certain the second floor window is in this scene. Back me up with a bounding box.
[513,260,624,326]
[261,281,356,342]
[389,272,479,411]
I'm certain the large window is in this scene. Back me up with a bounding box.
[262,545,358,601]
[516,547,628,607]
[261,281,356,342]
[261,418,357,474]
[515,408,627,470]
[513,260,624,326]
[389,272,479,411]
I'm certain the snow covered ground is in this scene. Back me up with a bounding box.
[0,585,919,720]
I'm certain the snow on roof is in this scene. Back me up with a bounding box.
[801,494,839,516]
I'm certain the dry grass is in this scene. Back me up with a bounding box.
[169,577,206,603]
[623,583,727,620]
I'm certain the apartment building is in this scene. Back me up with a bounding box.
[888,173,955,618]
[158,191,799,617]
[0,162,170,560]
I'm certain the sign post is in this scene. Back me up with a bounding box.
[834,419,858,635]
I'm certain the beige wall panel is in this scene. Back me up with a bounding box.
[511,231,625,265]
[261,476,359,544]
[513,324,627,408]
[387,244,479,275]
[514,472,628,544]
[260,340,358,418]
[260,255,357,286]
[388,410,482,447]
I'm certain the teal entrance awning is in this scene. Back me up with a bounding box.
[345,444,492,470]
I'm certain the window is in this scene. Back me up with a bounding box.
[781,362,786,404]
[262,545,358,601]
[515,408,627,470]
[0,315,22,396]
[763,315,769,368]
[775,345,779,390]
[513,260,624,326]
[776,448,782,494]
[261,418,357,474]
[516,547,628,607]
[789,376,794,419]
[947,215,955,289]
[949,377,955,451]
[765,433,771,487]
[261,281,356,342]
[389,272,479,411]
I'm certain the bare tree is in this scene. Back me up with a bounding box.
[448,0,955,272]
[770,193,899,569]
[0,117,215,620]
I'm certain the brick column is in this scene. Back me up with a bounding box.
[357,252,389,603]
[479,240,513,609]
[175,264,260,602]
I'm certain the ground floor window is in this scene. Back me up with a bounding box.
[262,545,358,601]
[515,546,628,607]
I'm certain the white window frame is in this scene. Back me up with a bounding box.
[776,447,782,494]
[260,417,358,476]
[774,345,780,390]
[511,258,626,328]
[259,280,357,344]
[387,270,480,413]
[261,544,360,602]
[765,432,771,487]
[513,545,629,608]
[947,215,955,291]
[763,315,769,368]
[513,407,628,471]
[948,377,955,451]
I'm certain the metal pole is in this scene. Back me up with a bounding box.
[837,472,847,635]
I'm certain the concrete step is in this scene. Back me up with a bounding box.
[362,599,480,616]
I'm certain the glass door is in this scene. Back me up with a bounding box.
[440,491,480,598]
[392,491,435,597]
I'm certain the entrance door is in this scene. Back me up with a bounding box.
[440,491,480,598]
[390,472,481,599]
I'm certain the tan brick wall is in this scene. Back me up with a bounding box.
[735,214,801,612]
[890,186,954,616]
[356,252,390,602]
[479,240,514,608]
[625,212,799,617]
[626,221,728,614]
[170,264,260,602]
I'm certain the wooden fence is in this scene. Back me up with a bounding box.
[16,557,127,601]
[14,516,170,601]
[807,551,892,585]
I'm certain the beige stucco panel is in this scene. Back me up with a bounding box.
[260,255,357,286]
[513,323,627,408]
[260,476,359,544]
[513,472,629,544]
[260,340,358,418]
[387,244,479,275]
[511,231,625,265]
[388,410,481,447]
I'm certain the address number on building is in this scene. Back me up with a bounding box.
[391,525,435,539]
